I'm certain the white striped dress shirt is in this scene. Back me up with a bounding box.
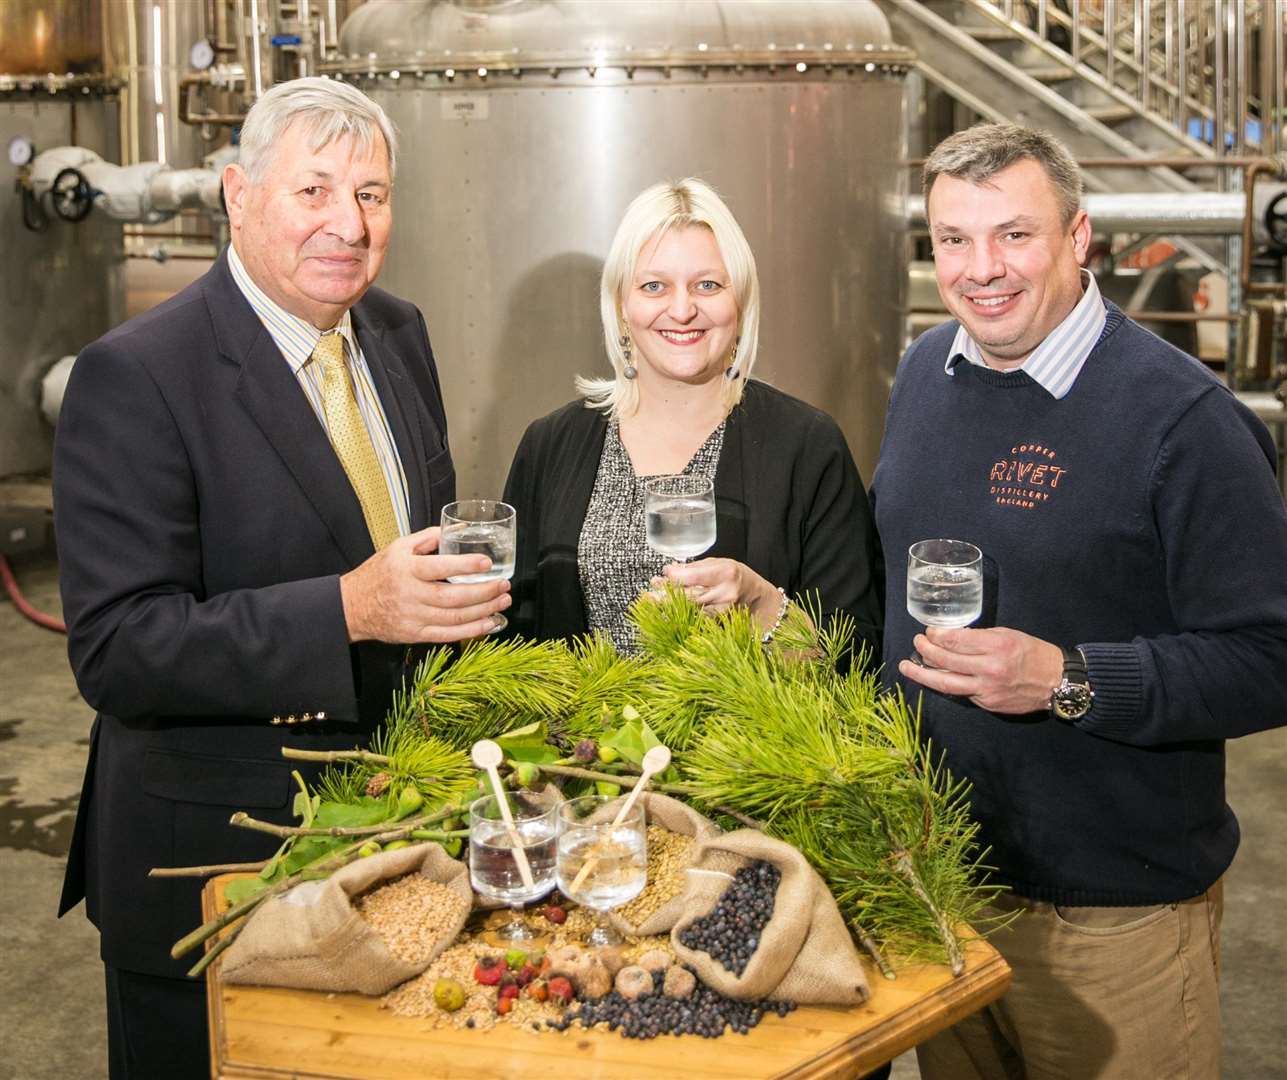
[227,244,411,538]
[945,270,1107,399]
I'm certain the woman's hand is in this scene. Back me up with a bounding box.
[651,558,782,630]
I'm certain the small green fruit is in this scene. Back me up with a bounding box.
[383,840,411,851]
[597,746,620,765]
[595,781,621,797]
[433,978,466,1012]
[397,786,424,816]
[357,842,381,858]
[514,762,542,788]
[440,837,463,858]
[505,948,528,971]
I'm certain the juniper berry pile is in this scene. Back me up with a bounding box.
[678,860,780,976]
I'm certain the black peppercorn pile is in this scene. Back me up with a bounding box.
[549,982,796,1040]
[677,860,781,975]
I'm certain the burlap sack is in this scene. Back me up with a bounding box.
[669,830,869,1006]
[221,843,471,995]
[609,792,721,937]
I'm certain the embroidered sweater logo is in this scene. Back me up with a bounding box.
[989,443,1066,510]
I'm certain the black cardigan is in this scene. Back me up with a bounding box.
[502,379,883,655]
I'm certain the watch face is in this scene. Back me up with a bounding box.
[1052,683,1094,721]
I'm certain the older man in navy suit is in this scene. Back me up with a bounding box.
[53,77,508,1078]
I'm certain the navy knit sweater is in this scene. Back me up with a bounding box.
[872,303,1287,905]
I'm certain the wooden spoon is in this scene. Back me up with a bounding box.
[471,739,535,891]
[569,744,672,895]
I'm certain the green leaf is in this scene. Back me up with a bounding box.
[600,716,663,767]
[312,798,391,829]
[225,876,273,905]
[496,720,561,763]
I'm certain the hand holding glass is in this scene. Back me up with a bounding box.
[906,538,983,664]
[644,475,716,563]
[440,499,515,630]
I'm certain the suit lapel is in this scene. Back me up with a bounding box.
[205,252,376,566]
[353,310,430,532]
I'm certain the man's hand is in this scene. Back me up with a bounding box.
[339,527,511,643]
[897,626,1065,714]
[650,558,782,630]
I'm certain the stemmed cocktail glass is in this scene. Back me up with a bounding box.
[555,794,647,949]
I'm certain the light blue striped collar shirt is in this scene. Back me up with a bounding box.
[945,269,1107,399]
[226,243,411,538]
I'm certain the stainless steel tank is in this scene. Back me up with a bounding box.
[333,0,912,496]
[2,4,124,480]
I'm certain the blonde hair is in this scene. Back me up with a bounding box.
[578,178,761,418]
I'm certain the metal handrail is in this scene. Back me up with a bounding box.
[968,0,1286,159]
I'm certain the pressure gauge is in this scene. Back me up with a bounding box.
[7,136,35,168]
[189,38,216,71]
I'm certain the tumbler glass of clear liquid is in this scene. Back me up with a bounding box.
[440,499,516,631]
[906,538,983,664]
[644,475,716,563]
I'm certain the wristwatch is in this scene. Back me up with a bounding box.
[1050,645,1094,721]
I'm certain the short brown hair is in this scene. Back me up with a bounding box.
[923,123,1082,225]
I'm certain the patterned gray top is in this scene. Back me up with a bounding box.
[577,418,726,655]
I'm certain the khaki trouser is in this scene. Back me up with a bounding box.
[917,881,1224,1080]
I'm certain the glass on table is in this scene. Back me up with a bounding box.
[468,787,559,946]
[440,499,516,631]
[644,475,716,564]
[555,794,647,949]
[906,538,983,665]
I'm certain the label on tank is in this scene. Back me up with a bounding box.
[441,96,490,122]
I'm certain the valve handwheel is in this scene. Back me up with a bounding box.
[50,166,94,222]
[1264,191,1287,253]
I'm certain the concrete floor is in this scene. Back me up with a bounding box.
[1,549,1284,1080]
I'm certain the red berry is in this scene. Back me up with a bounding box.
[547,975,575,1005]
[527,979,549,1002]
[516,962,539,987]
[496,996,514,1016]
[472,955,505,986]
[498,982,520,1001]
[543,905,567,924]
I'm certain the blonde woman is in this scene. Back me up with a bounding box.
[503,178,881,656]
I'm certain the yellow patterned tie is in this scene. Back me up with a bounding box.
[311,332,401,550]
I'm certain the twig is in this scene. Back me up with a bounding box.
[187,923,241,978]
[892,848,964,975]
[227,805,457,839]
[712,804,768,830]
[280,747,391,766]
[535,761,692,795]
[853,924,897,980]
[149,861,269,879]
[408,829,468,841]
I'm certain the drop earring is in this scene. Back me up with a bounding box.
[620,333,637,380]
[724,338,740,380]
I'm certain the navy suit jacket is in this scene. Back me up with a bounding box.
[53,251,455,977]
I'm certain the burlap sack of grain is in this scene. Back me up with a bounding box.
[221,842,471,995]
[609,792,721,937]
[668,830,869,1006]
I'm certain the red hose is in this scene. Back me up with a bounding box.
[0,554,67,634]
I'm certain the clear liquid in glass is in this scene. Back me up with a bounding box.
[646,501,717,561]
[906,563,983,628]
[556,827,647,911]
[443,522,516,583]
[469,817,558,905]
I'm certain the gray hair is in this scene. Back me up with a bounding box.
[923,122,1082,225]
[237,77,398,184]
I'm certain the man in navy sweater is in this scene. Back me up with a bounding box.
[873,123,1287,1079]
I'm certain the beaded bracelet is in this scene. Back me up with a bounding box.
[760,587,791,645]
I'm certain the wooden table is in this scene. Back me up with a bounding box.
[202,877,1009,1080]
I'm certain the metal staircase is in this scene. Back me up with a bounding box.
[880,0,1284,187]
